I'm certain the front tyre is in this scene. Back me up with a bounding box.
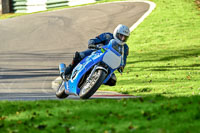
[56,81,69,99]
[79,69,107,99]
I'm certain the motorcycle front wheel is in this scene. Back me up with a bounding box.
[79,69,107,99]
[56,81,69,99]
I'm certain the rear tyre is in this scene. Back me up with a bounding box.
[79,69,107,99]
[56,81,69,99]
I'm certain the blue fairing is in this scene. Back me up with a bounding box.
[65,51,104,95]
[65,39,123,96]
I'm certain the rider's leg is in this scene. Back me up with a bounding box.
[64,49,95,75]
[104,73,117,86]
[64,51,82,75]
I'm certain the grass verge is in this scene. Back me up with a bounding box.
[0,96,200,132]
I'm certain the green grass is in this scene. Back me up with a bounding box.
[0,96,200,133]
[0,0,200,132]
[100,0,200,97]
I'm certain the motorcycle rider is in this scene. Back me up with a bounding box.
[61,24,130,86]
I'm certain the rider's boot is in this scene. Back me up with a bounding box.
[61,52,82,80]
[104,74,117,86]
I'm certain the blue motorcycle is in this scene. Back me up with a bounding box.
[56,39,124,99]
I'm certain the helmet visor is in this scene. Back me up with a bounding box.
[117,33,129,42]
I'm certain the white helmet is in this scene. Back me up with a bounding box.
[113,24,130,45]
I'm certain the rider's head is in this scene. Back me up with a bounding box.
[113,24,130,45]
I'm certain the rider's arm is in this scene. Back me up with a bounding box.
[88,32,113,49]
[123,44,129,67]
[118,44,129,73]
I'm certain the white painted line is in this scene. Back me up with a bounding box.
[52,1,156,90]
[128,1,156,32]
[52,76,62,91]
[93,0,156,32]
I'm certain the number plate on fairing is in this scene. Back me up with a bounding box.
[102,50,121,69]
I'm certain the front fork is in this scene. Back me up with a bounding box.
[86,65,108,82]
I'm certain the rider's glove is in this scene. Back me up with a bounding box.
[88,40,97,49]
[117,66,124,74]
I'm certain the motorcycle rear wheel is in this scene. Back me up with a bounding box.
[56,81,69,99]
[79,69,107,99]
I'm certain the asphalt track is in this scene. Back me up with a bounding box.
[0,1,150,100]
